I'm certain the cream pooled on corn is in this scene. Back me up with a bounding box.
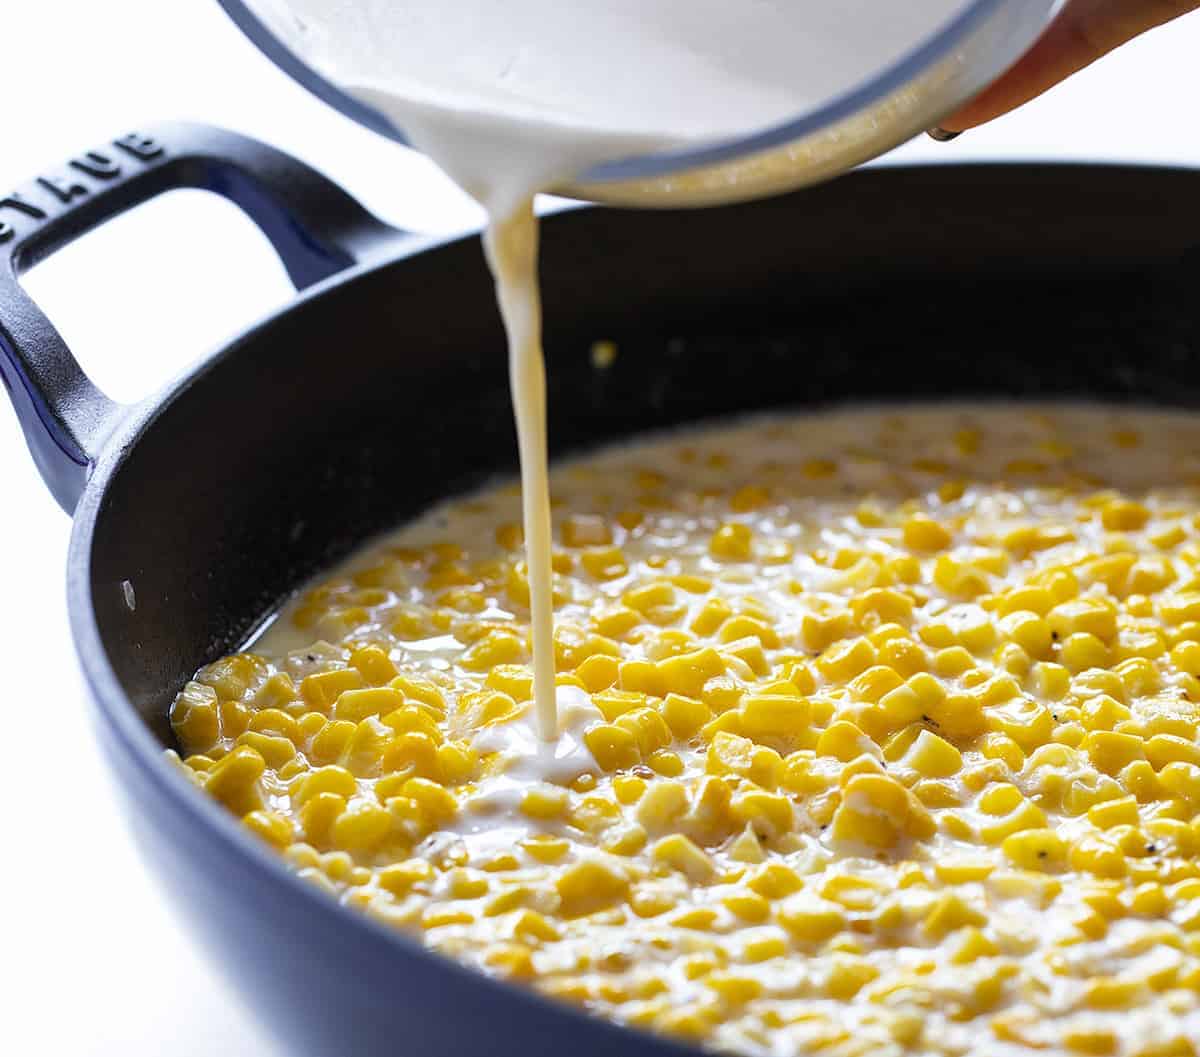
[175,405,1200,1057]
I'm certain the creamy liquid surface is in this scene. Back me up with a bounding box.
[250,0,974,737]
[223,404,1200,1055]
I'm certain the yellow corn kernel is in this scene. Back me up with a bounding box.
[170,681,221,753]
[1048,599,1118,643]
[1063,1029,1118,1056]
[985,696,1053,752]
[903,513,952,551]
[244,809,293,848]
[484,664,534,701]
[1001,611,1053,659]
[556,858,630,916]
[777,894,845,943]
[520,783,569,820]
[710,522,753,560]
[1084,730,1148,776]
[832,773,932,848]
[1100,498,1150,531]
[1060,632,1111,673]
[1002,828,1067,870]
[974,733,1022,773]
[458,690,524,729]
[610,775,647,806]
[291,764,357,807]
[310,718,357,764]
[740,694,810,742]
[636,780,689,831]
[978,797,1048,845]
[818,637,877,682]
[618,660,666,697]
[852,588,915,630]
[617,707,672,756]
[521,835,569,864]
[461,630,526,671]
[879,637,928,677]
[707,732,784,788]
[923,892,987,939]
[740,932,787,963]
[800,609,854,651]
[331,801,392,852]
[299,791,346,848]
[935,858,995,884]
[822,955,879,1000]
[815,720,880,763]
[301,668,366,711]
[901,729,963,778]
[1158,761,1200,802]
[388,675,446,713]
[348,645,398,686]
[930,646,973,679]
[1147,734,1200,770]
[254,672,300,713]
[1088,795,1140,829]
[1028,661,1071,701]
[646,749,684,776]
[746,862,804,901]
[659,692,712,740]
[333,686,404,722]
[933,554,991,599]
[722,889,771,923]
[591,688,649,722]
[996,586,1053,618]
[718,615,780,650]
[722,636,769,677]
[236,731,296,769]
[381,730,439,778]
[377,858,434,897]
[656,647,726,699]
[699,676,743,716]
[403,777,458,823]
[731,789,795,839]
[585,723,641,771]
[1080,693,1132,732]
[1069,833,1127,878]
[576,654,619,693]
[1084,976,1141,1009]
[691,598,733,637]
[653,833,717,881]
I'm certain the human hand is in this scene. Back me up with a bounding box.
[933,0,1199,136]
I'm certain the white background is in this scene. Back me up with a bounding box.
[3,2,1199,1054]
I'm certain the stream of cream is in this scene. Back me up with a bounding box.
[482,202,558,740]
[248,0,974,737]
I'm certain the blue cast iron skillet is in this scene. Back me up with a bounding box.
[2,122,1198,1056]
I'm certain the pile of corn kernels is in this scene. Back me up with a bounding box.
[172,405,1200,1056]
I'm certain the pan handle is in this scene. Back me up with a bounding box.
[0,121,401,513]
